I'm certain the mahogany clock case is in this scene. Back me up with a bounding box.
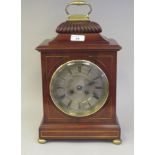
[36,32,121,140]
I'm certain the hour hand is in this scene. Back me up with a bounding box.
[88,81,95,86]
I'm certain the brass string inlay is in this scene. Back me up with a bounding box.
[41,131,119,138]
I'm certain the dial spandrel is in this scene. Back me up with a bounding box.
[50,60,109,117]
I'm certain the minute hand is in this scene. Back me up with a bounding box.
[88,76,100,86]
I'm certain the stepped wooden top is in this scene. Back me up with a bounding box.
[36,34,121,52]
[36,21,121,52]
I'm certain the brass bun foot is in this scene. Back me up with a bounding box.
[38,138,47,144]
[112,139,122,145]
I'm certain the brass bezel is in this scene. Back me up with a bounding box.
[49,60,109,117]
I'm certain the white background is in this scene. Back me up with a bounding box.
[2,0,155,155]
[21,0,133,155]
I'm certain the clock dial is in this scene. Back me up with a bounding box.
[49,60,109,117]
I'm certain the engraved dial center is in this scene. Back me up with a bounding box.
[66,75,91,104]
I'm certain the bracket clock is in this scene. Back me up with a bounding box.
[36,0,122,144]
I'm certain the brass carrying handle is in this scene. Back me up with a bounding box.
[65,0,92,16]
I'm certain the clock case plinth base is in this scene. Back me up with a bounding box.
[39,118,121,141]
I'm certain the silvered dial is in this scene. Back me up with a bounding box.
[49,60,109,117]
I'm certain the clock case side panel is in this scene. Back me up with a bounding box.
[40,54,47,121]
